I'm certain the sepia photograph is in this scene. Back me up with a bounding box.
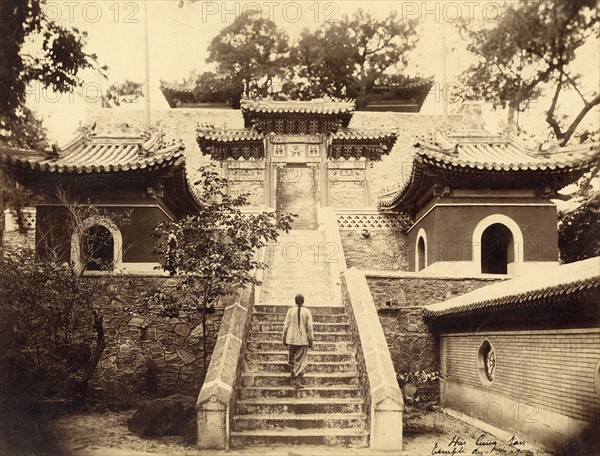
[0,1,599,455]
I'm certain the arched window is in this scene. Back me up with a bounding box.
[71,217,122,273]
[481,224,513,274]
[81,225,114,271]
[415,228,427,272]
[473,214,523,275]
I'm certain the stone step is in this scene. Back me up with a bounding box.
[252,312,349,324]
[258,299,336,309]
[247,340,354,352]
[249,331,352,343]
[241,372,358,388]
[246,350,354,364]
[236,397,364,415]
[263,270,330,278]
[261,289,332,298]
[244,361,357,374]
[238,385,361,400]
[254,305,345,315]
[251,322,350,333]
[232,412,366,431]
[262,282,331,290]
[230,428,369,447]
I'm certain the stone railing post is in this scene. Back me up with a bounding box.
[196,247,265,450]
[196,282,254,450]
[342,267,404,451]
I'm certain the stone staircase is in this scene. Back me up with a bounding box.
[276,165,317,230]
[230,230,368,447]
[261,230,335,307]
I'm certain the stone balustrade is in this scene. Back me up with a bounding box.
[195,283,254,450]
[196,249,265,450]
[341,267,404,451]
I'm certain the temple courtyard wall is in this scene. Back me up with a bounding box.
[87,106,480,203]
[86,276,231,401]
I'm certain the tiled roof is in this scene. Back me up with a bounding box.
[374,77,435,90]
[378,131,600,209]
[0,131,184,174]
[159,81,194,94]
[331,128,398,142]
[421,131,598,171]
[423,256,600,319]
[197,129,265,160]
[329,128,399,161]
[240,99,355,115]
[197,129,265,142]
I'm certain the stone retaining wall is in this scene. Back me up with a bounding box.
[365,275,503,401]
[342,268,404,451]
[340,230,408,271]
[89,276,230,400]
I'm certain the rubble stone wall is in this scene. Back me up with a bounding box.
[90,276,231,400]
[340,230,409,271]
[367,276,503,400]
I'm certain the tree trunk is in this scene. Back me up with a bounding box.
[201,305,207,375]
[78,312,106,401]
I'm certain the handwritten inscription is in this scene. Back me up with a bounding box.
[431,434,536,455]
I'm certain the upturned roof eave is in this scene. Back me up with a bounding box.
[422,277,600,320]
[377,146,597,211]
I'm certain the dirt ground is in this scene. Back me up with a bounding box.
[25,408,555,456]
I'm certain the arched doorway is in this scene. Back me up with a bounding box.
[417,236,426,272]
[81,225,115,271]
[481,223,513,274]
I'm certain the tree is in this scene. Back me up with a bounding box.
[460,0,599,144]
[142,166,294,372]
[192,72,243,108]
[559,192,600,264]
[206,17,290,97]
[104,80,144,107]
[0,0,103,148]
[0,191,132,402]
[288,9,418,107]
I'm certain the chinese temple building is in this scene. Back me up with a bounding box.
[379,131,599,275]
[1,130,199,273]
[160,78,434,112]
[197,99,398,228]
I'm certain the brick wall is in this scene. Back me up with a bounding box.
[441,329,600,423]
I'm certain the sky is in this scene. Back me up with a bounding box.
[26,1,600,143]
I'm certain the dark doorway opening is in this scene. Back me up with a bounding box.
[417,236,426,271]
[82,225,114,270]
[481,223,513,274]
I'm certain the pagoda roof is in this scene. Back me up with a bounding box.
[423,256,600,320]
[1,131,184,174]
[197,129,264,142]
[197,129,265,160]
[241,98,355,132]
[159,81,194,94]
[329,128,398,161]
[241,98,355,115]
[159,81,196,108]
[378,131,599,210]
